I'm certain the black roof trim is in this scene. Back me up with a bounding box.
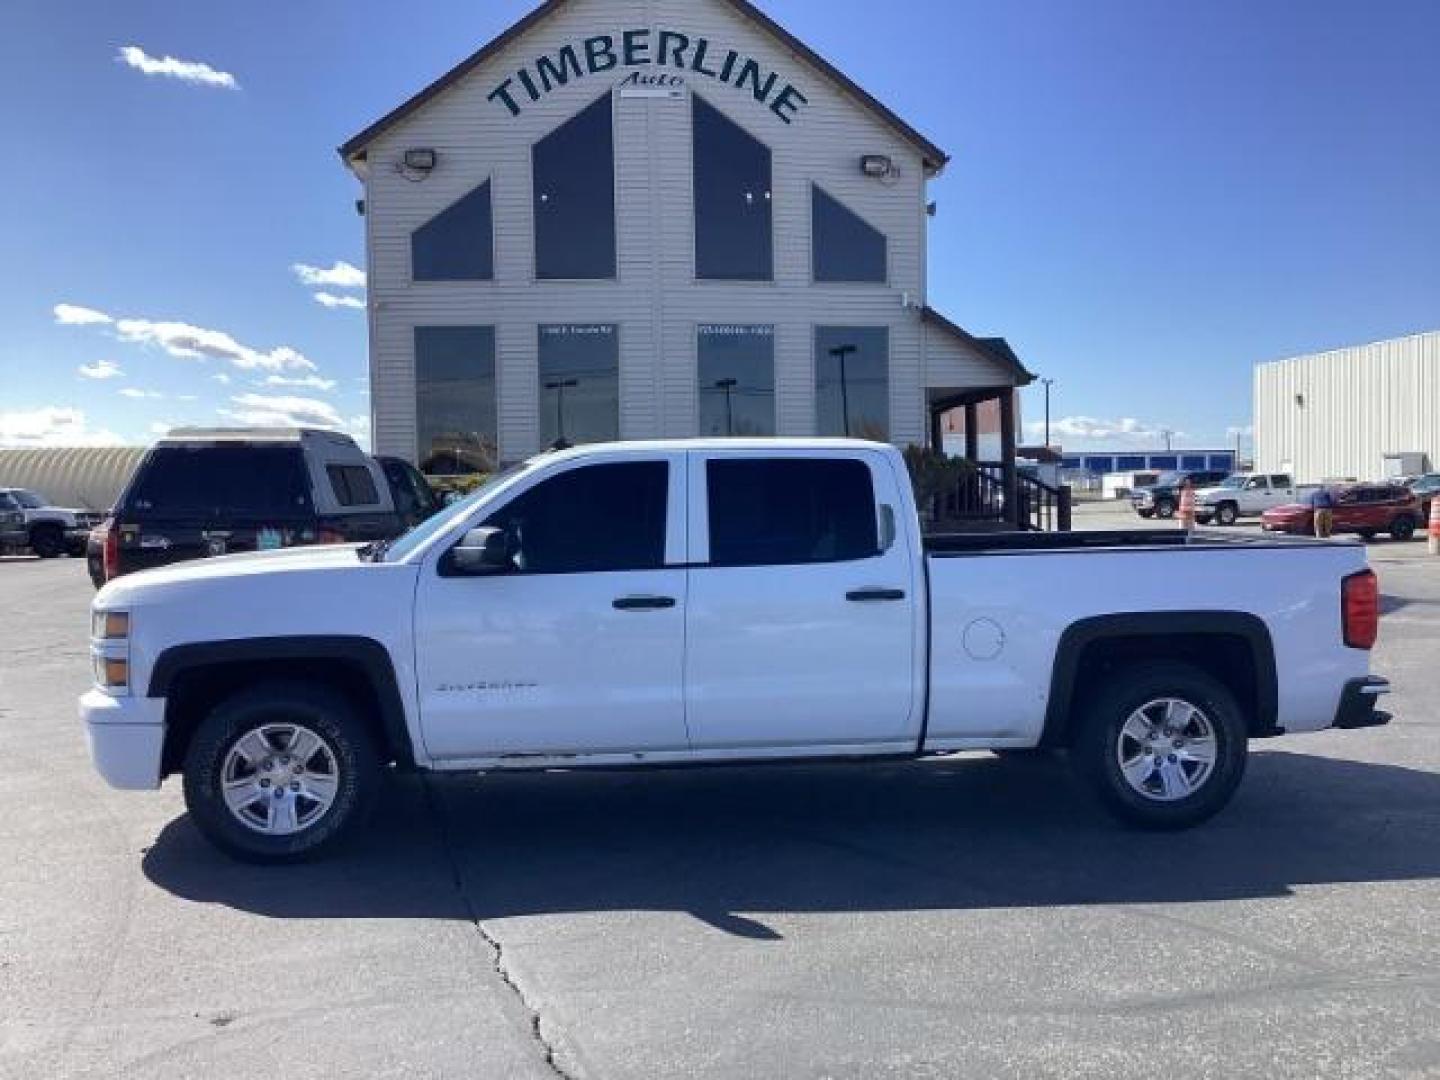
[921,306,1035,386]
[337,0,949,170]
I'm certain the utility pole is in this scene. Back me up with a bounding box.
[829,344,857,437]
[1162,428,1174,452]
[714,378,738,436]
[545,378,578,444]
[1040,377,1055,448]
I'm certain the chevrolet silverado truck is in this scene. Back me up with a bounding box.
[81,440,1391,863]
[0,488,103,558]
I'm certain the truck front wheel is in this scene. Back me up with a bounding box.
[182,682,379,863]
[1073,662,1248,830]
[1213,503,1239,526]
[29,523,64,558]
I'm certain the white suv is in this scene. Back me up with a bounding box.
[1195,473,1297,526]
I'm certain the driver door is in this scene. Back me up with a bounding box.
[413,454,690,762]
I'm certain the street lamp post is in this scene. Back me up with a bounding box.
[545,378,579,445]
[714,378,738,436]
[828,344,857,437]
[1040,377,1055,449]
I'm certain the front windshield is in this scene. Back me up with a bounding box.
[1154,471,1184,487]
[379,460,535,563]
[1216,475,1246,489]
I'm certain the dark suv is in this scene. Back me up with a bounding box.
[1131,470,1231,519]
[98,429,404,584]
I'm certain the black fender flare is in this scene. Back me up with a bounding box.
[148,635,415,767]
[1039,611,1279,746]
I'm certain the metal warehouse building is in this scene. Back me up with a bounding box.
[1254,331,1440,483]
[339,0,1032,474]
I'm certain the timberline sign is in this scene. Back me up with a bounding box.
[488,28,810,124]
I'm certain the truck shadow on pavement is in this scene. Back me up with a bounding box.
[143,749,1440,939]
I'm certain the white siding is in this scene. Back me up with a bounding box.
[357,0,1003,462]
[1254,331,1440,481]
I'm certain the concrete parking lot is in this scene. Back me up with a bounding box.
[1,533,1437,1079]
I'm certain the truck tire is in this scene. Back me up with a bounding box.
[182,681,380,864]
[1136,509,1155,520]
[1389,516,1416,542]
[1153,499,1176,520]
[1072,662,1248,830]
[29,523,64,558]
[1213,503,1239,527]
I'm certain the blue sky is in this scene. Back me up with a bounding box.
[1,0,1436,452]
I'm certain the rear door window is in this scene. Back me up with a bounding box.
[123,446,312,520]
[707,458,877,567]
[327,464,381,508]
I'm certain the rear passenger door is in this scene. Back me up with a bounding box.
[683,452,923,753]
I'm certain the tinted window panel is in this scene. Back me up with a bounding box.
[1181,455,1208,469]
[812,185,887,283]
[483,462,667,574]
[815,327,889,440]
[1116,455,1146,471]
[693,96,773,281]
[415,327,499,475]
[327,464,380,507]
[534,94,616,279]
[698,325,775,437]
[1150,455,1178,470]
[539,324,620,447]
[124,447,311,519]
[412,181,494,281]
[1208,454,1234,471]
[708,458,877,567]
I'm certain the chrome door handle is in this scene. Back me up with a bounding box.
[846,589,906,602]
[613,596,677,611]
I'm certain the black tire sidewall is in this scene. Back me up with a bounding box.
[1215,503,1238,526]
[1154,500,1176,519]
[30,524,64,558]
[1074,662,1248,830]
[1391,517,1415,541]
[183,683,378,863]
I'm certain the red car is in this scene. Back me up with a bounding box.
[1262,483,1422,541]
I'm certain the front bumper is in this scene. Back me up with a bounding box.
[79,689,166,790]
[1333,677,1392,730]
[0,526,26,548]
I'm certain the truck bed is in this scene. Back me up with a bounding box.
[923,528,1341,556]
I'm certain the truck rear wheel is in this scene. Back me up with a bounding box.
[1073,662,1247,830]
[1390,516,1416,541]
[1213,503,1239,527]
[1153,499,1176,519]
[182,682,379,863]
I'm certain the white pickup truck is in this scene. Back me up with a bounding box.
[82,440,1391,863]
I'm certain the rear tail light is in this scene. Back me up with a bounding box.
[101,520,118,581]
[1342,569,1379,650]
[316,527,346,545]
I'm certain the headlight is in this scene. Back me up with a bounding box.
[92,610,130,640]
[90,610,131,693]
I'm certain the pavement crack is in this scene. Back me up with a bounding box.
[419,775,580,1080]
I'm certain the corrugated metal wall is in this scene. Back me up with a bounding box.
[1254,331,1440,482]
[0,447,147,511]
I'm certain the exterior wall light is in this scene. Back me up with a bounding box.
[403,148,438,172]
[1295,393,1306,408]
[861,154,895,178]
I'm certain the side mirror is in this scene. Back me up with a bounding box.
[447,527,514,575]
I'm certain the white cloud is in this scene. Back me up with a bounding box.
[55,303,113,326]
[313,292,366,311]
[150,422,174,436]
[221,393,344,429]
[177,394,198,402]
[213,373,232,385]
[346,414,372,451]
[263,374,337,391]
[78,359,123,380]
[0,407,125,448]
[292,261,366,289]
[1027,415,1182,447]
[58,302,317,373]
[117,46,237,89]
[119,388,163,400]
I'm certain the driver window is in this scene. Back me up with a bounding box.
[1245,477,1265,490]
[481,461,668,574]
